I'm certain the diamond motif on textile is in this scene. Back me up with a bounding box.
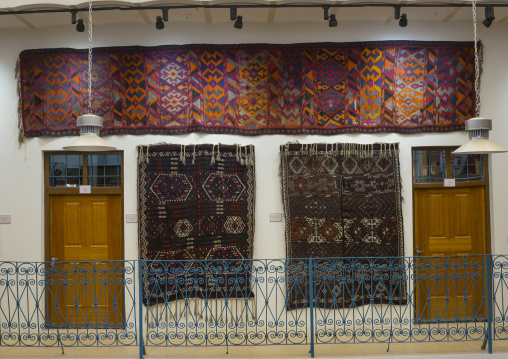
[305,156,322,173]
[319,89,346,117]
[317,58,346,87]
[224,216,245,234]
[289,156,305,174]
[161,62,187,86]
[239,89,267,117]
[396,87,423,118]
[397,57,424,83]
[240,60,267,87]
[357,197,383,217]
[342,156,358,175]
[174,219,193,237]
[150,174,193,203]
[161,89,189,114]
[375,157,392,172]
[322,156,338,173]
[202,173,246,202]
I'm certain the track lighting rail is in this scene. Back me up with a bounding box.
[1,2,508,17]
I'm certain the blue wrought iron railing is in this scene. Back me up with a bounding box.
[1,255,508,357]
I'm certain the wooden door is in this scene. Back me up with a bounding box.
[48,194,122,328]
[414,186,487,323]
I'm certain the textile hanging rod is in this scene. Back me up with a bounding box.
[2,2,508,16]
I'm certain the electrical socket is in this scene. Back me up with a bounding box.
[0,215,11,224]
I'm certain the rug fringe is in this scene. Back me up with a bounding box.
[15,57,25,147]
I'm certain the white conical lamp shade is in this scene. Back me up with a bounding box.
[453,138,506,154]
[63,114,116,151]
[453,117,506,155]
[63,134,116,151]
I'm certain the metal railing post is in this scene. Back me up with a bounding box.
[486,254,493,354]
[138,260,144,358]
[309,258,315,358]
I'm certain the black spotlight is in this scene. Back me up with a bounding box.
[234,15,243,29]
[76,18,85,32]
[156,16,165,30]
[394,6,407,27]
[230,7,238,21]
[328,14,338,28]
[399,13,408,27]
[483,6,495,28]
[162,8,169,22]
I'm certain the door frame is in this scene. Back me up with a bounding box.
[412,146,491,256]
[43,151,124,262]
[412,146,491,322]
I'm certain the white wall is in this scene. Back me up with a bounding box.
[1,19,507,262]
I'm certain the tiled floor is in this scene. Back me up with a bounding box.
[1,341,508,359]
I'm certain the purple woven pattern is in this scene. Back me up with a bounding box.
[138,144,255,304]
[280,143,406,308]
[19,41,475,138]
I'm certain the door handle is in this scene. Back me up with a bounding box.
[415,247,424,256]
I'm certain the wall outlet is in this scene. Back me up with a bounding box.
[0,215,11,224]
[126,214,138,223]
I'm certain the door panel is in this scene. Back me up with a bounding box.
[414,187,486,323]
[48,194,122,328]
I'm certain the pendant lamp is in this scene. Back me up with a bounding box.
[453,0,505,155]
[63,0,116,152]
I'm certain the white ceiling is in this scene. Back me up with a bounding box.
[1,0,508,30]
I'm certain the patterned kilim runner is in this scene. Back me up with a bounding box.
[280,142,406,308]
[138,144,255,305]
[19,41,475,140]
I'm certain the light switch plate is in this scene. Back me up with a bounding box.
[0,215,11,224]
[269,213,282,222]
[79,185,92,194]
[126,214,138,223]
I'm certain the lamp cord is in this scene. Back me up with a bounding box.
[472,0,480,117]
[87,0,93,115]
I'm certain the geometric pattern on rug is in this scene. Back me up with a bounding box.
[19,41,476,141]
[280,142,406,308]
[138,144,255,305]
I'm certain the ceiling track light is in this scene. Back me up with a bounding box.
[394,6,407,27]
[230,7,237,21]
[322,5,330,20]
[155,8,168,30]
[483,5,495,28]
[234,15,243,29]
[328,14,337,27]
[76,18,85,32]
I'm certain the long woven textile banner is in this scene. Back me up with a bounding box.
[138,144,255,305]
[19,41,475,139]
[280,142,406,308]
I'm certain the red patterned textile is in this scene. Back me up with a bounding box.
[19,41,476,139]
